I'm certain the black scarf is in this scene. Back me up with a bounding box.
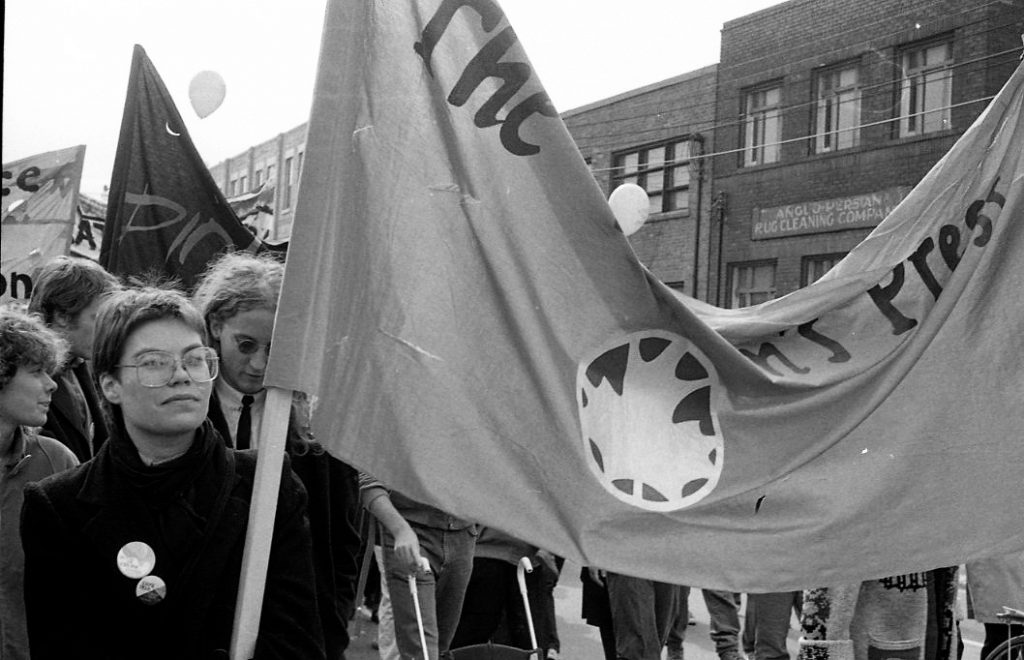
[103,419,232,578]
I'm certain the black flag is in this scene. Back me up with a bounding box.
[101,45,257,290]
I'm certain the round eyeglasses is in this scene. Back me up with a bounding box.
[116,347,220,388]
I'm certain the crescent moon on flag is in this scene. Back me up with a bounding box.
[165,122,181,137]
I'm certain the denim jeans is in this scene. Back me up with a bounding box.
[382,525,476,659]
[606,573,681,660]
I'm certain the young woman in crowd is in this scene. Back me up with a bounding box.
[19,287,324,659]
[0,305,78,660]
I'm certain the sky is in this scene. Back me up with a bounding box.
[3,0,785,198]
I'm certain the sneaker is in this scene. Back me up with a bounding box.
[546,650,561,660]
[720,651,747,660]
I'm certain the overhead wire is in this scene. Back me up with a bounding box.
[580,52,1019,175]
[556,0,1016,124]
[561,7,1014,123]
[561,22,1023,140]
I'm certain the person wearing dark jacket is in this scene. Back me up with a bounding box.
[193,252,362,658]
[20,286,325,660]
[29,255,121,463]
[0,305,79,660]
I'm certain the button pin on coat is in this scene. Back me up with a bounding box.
[136,575,167,605]
[117,541,156,579]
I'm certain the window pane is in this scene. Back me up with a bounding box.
[762,110,780,163]
[620,152,639,173]
[670,166,690,188]
[900,41,951,137]
[730,262,776,308]
[674,141,690,162]
[647,147,666,169]
[647,173,664,194]
[744,86,781,166]
[648,194,663,215]
[666,189,689,212]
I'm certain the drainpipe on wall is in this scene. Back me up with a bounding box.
[690,133,705,301]
[711,191,728,306]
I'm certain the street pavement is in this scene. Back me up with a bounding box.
[345,560,985,660]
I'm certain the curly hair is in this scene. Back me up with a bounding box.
[192,252,284,334]
[0,304,69,391]
[28,255,120,324]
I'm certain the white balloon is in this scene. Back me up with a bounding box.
[188,70,226,119]
[608,183,651,236]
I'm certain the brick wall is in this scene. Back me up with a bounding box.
[563,65,718,300]
[709,0,1023,306]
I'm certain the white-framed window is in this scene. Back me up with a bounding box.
[282,156,294,209]
[801,252,846,287]
[742,85,781,166]
[612,139,692,215]
[239,175,247,194]
[254,169,263,188]
[815,64,860,153]
[899,40,952,136]
[729,261,776,308]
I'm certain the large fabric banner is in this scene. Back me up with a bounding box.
[101,45,258,291]
[2,145,86,303]
[267,0,1024,590]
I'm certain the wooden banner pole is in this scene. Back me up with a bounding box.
[229,386,293,659]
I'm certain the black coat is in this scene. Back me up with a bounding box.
[208,391,362,658]
[20,420,325,660]
[41,361,108,463]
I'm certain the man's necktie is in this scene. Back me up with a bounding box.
[236,395,254,450]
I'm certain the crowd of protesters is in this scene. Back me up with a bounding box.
[1,253,1021,660]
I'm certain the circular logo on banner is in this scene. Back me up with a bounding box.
[577,331,725,511]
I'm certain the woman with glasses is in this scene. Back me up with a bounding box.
[193,252,362,660]
[19,286,325,660]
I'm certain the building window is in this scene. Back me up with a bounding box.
[899,39,952,136]
[742,85,781,166]
[239,175,247,194]
[801,252,846,287]
[729,261,776,308]
[283,157,293,209]
[612,139,692,215]
[255,169,263,188]
[815,64,860,153]
[228,179,236,197]
[267,165,275,186]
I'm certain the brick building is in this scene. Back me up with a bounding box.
[206,0,1022,302]
[208,122,307,240]
[708,0,1023,307]
[562,65,719,301]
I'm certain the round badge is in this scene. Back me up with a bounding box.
[117,541,156,579]
[135,575,167,605]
